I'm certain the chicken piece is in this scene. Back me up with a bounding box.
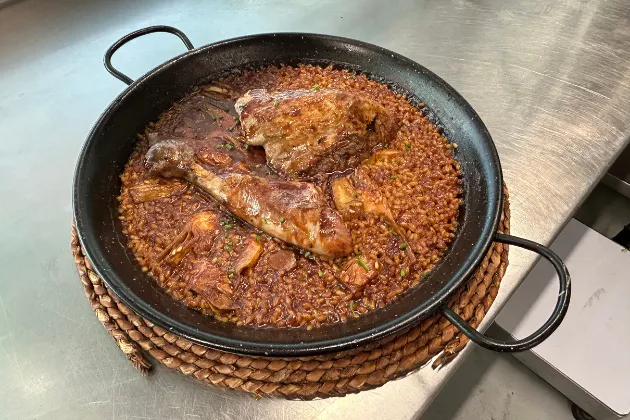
[364,149,405,166]
[332,168,397,225]
[203,84,235,100]
[340,258,379,294]
[233,237,264,274]
[235,89,398,178]
[187,260,235,311]
[145,140,353,257]
[264,249,297,276]
[157,212,220,266]
[128,180,187,203]
[332,168,415,260]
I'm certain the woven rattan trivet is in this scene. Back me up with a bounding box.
[71,187,509,399]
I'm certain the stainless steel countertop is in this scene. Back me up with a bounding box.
[1,0,629,419]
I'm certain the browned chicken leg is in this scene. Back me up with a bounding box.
[145,140,353,257]
[235,89,398,178]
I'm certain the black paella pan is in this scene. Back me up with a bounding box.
[73,26,570,356]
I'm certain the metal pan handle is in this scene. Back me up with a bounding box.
[441,233,571,352]
[104,25,194,85]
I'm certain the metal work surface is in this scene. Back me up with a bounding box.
[497,219,630,419]
[1,0,629,418]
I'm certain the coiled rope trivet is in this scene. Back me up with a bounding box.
[71,187,509,399]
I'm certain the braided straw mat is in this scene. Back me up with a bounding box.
[71,187,509,399]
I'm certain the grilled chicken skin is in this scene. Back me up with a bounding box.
[235,88,399,179]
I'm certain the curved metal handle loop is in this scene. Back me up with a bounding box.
[104,25,194,85]
[442,233,571,352]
